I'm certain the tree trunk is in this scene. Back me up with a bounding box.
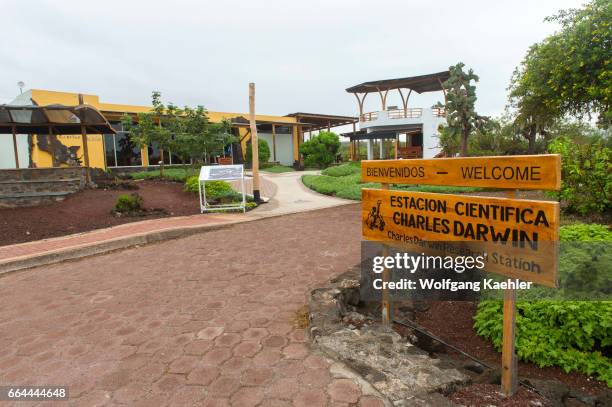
[461,128,469,157]
[528,125,536,154]
[160,148,165,178]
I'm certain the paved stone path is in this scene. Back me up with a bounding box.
[0,205,386,406]
[0,172,351,275]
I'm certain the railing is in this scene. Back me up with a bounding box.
[388,108,423,119]
[360,107,445,122]
[397,146,423,159]
[432,107,446,117]
[360,111,378,122]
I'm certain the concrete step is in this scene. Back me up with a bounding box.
[0,178,82,195]
[0,191,73,208]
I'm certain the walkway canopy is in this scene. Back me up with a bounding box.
[285,112,357,132]
[345,70,450,115]
[0,104,115,135]
[0,104,115,179]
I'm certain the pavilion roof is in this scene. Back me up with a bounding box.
[345,71,450,94]
[285,112,357,131]
[0,104,115,134]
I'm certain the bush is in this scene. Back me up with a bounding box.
[548,136,611,214]
[245,139,271,165]
[184,177,234,197]
[321,162,361,177]
[130,168,195,182]
[474,223,612,385]
[299,131,341,168]
[114,193,143,213]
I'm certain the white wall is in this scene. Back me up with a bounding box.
[0,134,29,169]
[1,91,32,168]
[257,132,294,166]
[360,108,445,158]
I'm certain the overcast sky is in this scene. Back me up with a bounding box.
[1,0,584,119]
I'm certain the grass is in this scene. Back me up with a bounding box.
[261,165,295,173]
[302,162,488,200]
[129,168,196,182]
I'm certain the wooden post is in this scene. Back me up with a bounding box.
[381,183,392,327]
[501,188,519,396]
[78,94,91,184]
[271,124,277,162]
[12,125,19,169]
[394,134,399,159]
[249,83,261,202]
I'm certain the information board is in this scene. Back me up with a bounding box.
[362,188,559,287]
[199,165,244,181]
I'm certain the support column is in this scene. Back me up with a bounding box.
[78,94,91,184]
[351,122,357,161]
[272,124,277,162]
[379,138,385,159]
[395,134,399,159]
[12,125,19,169]
[366,139,374,160]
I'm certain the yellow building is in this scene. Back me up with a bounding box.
[2,89,356,170]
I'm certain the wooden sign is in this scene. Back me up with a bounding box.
[362,188,560,287]
[361,154,562,397]
[362,154,561,190]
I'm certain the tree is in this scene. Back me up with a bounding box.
[299,131,341,168]
[173,106,233,164]
[510,0,611,128]
[245,139,270,165]
[437,63,487,156]
[121,91,173,177]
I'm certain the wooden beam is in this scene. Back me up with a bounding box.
[394,133,398,159]
[501,188,519,396]
[78,94,91,184]
[376,87,389,111]
[353,93,367,118]
[12,125,19,169]
[249,83,261,202]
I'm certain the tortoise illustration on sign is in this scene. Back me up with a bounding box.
[365,200,385,231]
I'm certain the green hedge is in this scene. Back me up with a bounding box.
[474,223,612,386]
[303,163,487,200]
[130,168,195,182]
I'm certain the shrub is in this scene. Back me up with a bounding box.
[474,223,612,385]
[130,168,194,182]
[114,193,143,213]
[184,177,234,197]
[299,131,341,168]
[548,136,611,214]
[245,139,271,165]
[321,162,361,177]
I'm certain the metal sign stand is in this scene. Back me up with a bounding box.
[198,164,246,213]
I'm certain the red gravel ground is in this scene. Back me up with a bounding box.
[0,180,200,246]
[449,383,551,406]
[414,301,610,396]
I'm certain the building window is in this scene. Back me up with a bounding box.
[103,122,142,167]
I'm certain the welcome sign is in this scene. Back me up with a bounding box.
[361,154,561,190]
[361,154,562,396]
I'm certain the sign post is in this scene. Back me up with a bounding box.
[249,83,262,203]
[361,155,561,397]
